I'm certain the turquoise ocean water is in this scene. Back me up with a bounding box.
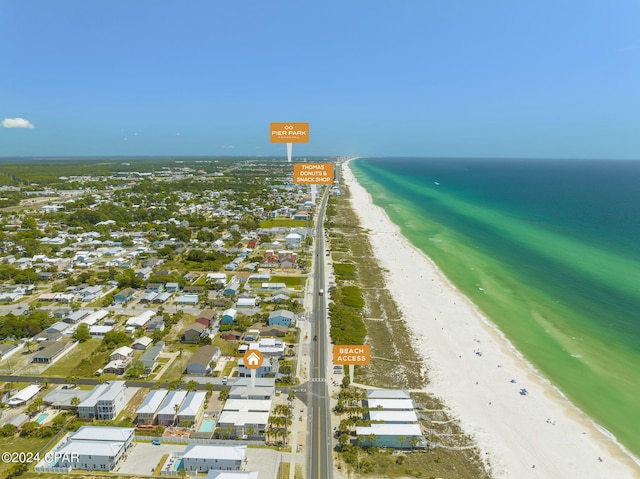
[350,157,640,458]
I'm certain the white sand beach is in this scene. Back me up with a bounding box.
[343,162,640,479]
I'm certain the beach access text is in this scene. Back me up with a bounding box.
[333,345,371,365]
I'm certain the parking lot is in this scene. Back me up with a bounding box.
[115,441,285,477]
[115,442,186,475]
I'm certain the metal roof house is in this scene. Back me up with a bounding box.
[136,389,169,425]
[181,445,247,473]
[36,426,134,472]
[77,381,126,420]
[177,391,207,426]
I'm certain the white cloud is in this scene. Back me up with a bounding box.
[2,117,35,129]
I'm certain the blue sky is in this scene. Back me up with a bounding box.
[1,1,639,159]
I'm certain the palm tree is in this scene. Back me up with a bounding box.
[246,427,254,439]
[368,433,377,447]
[173,404,180,426]
[399,435,406,450]
[70,396,81,408]
[410,438,420,451]
[185,380,199,392]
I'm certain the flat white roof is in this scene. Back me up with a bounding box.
[72,426,135,442]
[367,389,411,400]
[367,398,414,410]
[356,423,422,437]
[223,398,272,413]
[206,472,258,479]
[218,410,269,427]
[58,439,123,458]
[183,444,247,461]
[369,410,418,423]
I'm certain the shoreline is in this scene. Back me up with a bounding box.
[343,160,640,479]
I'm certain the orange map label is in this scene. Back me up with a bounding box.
[270,122,309,143]
[333,345,371,365]
[293,163,334,184]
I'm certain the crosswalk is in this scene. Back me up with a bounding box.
[309,377,327,383]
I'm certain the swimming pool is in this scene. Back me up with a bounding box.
[35,413,48,424]
[199,418,215,433]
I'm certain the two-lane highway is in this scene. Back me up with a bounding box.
[307,186,334,479]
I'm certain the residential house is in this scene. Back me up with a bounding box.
[175,294,199,305]
[156,390,188,426]
[177,391,207,427]
[145,316,165,333]
[228,385,275,400]
[32,341,71,364]
[186,346,220,375]
[181,445,247,473]
[196,309,217,328]
[355,423,425,449]
[77,381,126,420]
[110,346,133,362]
[183,323,207,343]
[248,338,285,358]
[267,310,295,327]
[114,288,136,304]
[237,356,278,378]
[126,310,155,329]
[136,389,169,425]
[218,400,272,439]
[285,233,302,248]
[277,250,297,268]
[223,281,240,296]
[37,426,134,472]
[132,336,153,350]
[221,308,237,325]
[140,341,165,374]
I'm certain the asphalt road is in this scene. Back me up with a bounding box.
[307,186,334,479]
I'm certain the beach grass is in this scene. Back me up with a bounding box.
[327,187,425,389]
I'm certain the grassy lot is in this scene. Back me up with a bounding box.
[212,335,239,356]
[0,436,50,478]
[160,345,197,382]
[118,387,148,421]
[336,446,490,479]
[259,219,310,228]
[44,339,107,377]
[270,275,307,289]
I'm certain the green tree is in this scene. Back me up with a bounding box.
[73,323,91,342]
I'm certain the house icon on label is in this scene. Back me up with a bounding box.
[243,349,264,370]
